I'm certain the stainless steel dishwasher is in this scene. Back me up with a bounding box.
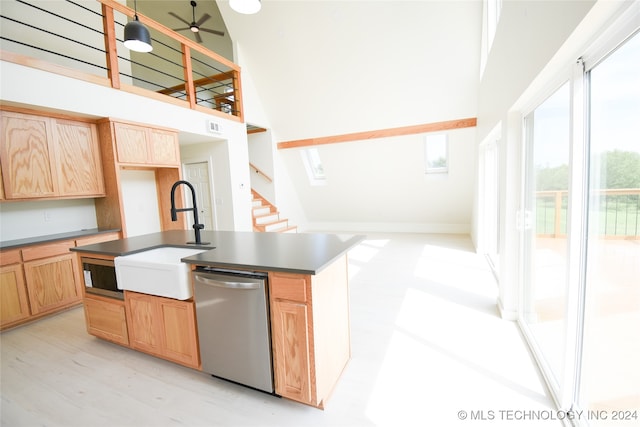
[192,267,274,394]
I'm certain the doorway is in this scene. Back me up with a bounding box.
[183,162,215,230]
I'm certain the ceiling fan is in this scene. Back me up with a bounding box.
[169,1,224,43]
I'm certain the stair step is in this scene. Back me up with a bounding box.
[281,226,298,233]
[252,199,263,208]
[255,212,279,225]
[264,219,289,232]
[252,206,271,216]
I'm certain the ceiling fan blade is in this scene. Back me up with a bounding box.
[200,28,225,37]
[195,13,211,27]
[169,11,191,27]
[195,32,203,43]
[172,27,191,32]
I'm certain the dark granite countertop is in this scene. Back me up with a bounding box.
[0,228,121,250]
[71,230,364,275]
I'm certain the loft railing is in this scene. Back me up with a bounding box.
[0,0,243,122]
[536,189,640,238]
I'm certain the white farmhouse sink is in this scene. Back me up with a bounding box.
[114,247,206,300]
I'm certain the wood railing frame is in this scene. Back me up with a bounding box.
[98,0,243,122]
[1,0,243,123]
[249,163,273,183]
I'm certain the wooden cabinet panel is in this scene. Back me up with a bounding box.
[125,291,162,355]
[271,299,312,404]
[21,239,74,262]
[84,295,129,346]
[0,162,5,200]
[74,232,121,247]
[53,119,105,196]
[0,263,30,329]
[269,258,350,408]
[1,111,57,198]
[0,248,22,266]
[125,291,199,368]
[113,122,179,167]
[159,298,199,367]
[270,273,308,302]
[149,129,179,166]
[114,123,149,164]
[23,253,81,315]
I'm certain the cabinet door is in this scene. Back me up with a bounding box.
[23,253,81,315]
[114,123,149,164]
[0,111,57,198]
[149,129,179,166]
[271,299,313,404]
[53,119,105,196]
[0,264,30,329]
[125,292,162,355]
[84,295,129,346]
[158,298,199,368]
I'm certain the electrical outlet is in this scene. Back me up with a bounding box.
[44,211,52,222]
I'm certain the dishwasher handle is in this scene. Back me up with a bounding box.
[194,274,261,290]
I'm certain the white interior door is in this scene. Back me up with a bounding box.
[183,162,215,230]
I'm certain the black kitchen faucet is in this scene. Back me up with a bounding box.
[170,180,209,245]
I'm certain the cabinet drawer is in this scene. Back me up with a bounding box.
[269,273,308,303]
[75,232,121,247]
[0,248,22,266]
[21,239,74,261]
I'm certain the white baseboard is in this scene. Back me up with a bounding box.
[303,221,471,234]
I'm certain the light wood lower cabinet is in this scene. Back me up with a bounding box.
[83,294,129,346]
[269,254,351,408]
[270,297,312,403]
[23,253,82,315]
[125,291,200,369]
[0,263,30,329]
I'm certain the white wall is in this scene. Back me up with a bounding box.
[119,169,161,237]
[180,137,253,232]
[0,60,253,237]
[0,199,98,241]
[281,128,476,233]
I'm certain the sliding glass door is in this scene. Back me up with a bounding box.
[580,30,640,418]
[522,82,571,394]
[519,25,639,422]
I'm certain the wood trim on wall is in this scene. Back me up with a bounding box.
[277,117,477,150]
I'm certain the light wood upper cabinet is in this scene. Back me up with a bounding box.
[53,119,105,196]
[149,128,179,165]
[0,110,105,200]
[1,111,57,199]
[114,122,149,164]
[113,122,179,167]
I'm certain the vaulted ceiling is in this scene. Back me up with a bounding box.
[139,0,483,143]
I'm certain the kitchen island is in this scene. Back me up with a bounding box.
[72,230,363,409]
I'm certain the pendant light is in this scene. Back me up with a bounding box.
[124,0,153,52]
[230,0,261,15]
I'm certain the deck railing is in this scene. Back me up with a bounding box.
[536,189,640,238]
[0,0,243,122]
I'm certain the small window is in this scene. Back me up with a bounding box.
[301,148,326,185]
[424,134,448,174]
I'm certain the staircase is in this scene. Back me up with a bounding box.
[251,190,297,233]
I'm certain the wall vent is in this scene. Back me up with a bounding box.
[207,120,222,134]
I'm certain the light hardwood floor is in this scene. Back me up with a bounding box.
[1,233,557,426]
